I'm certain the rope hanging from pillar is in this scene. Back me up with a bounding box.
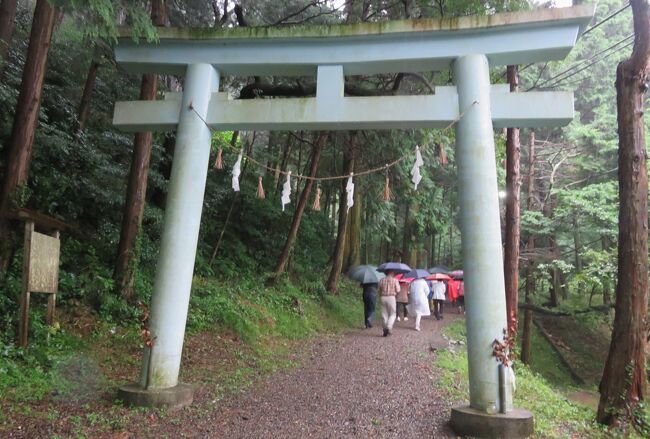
[383,172,394,201]
[189,100,478,209]
[257,175,265,199]
[213,147,224,169]
[438,142,448,165]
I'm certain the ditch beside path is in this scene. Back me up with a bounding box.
[205,313,460,438]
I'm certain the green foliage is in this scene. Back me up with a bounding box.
[437,321,607,438]
[55,0,158,42]
[0,314,88,402]
[187,276,361,344]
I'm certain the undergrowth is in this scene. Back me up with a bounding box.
[436,319,609,438]
[0,275,361,407]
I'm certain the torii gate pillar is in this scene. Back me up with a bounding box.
[450,54,533,436]
[118,63,219,408]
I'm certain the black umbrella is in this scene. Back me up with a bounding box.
[403,268,431,279]
[428,265,450,275]
[377,262,411,274]
[348,265,386,284]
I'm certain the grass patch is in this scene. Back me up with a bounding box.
[527,323,579,388]
[436,319,608,438]
[187,276,360,345]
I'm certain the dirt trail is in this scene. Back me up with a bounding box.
[199,314,458,438]
[2,311,461,438]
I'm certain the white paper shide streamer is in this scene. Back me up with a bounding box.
[410,145,424,190]
[231,150,243,192]
[346,173,355,212]
[281,171,292,211]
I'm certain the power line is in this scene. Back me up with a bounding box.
[528,35,634,90]
[581,2,631,37]
[518,4,630,79]
[541,41,633,89]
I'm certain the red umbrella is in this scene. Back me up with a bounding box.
[425,273,452,281]
[395,273,414,283]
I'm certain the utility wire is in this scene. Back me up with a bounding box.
[581,2,631,37]
[528,35,634,90]
[541,40,633,90]
[518,4,630,79]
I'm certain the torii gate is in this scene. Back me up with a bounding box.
[113,5,593,436]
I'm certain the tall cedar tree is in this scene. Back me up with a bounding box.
[273,132,327,274]
[113,0,166,300]
[597,0,649,426]
[77,51,102,132]
[0,0,58,272]
[0,0,17,60]
[326,138,355,293]
[503,64,521,335]
[520,131,535,364]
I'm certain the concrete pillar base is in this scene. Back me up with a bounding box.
[450,405,534,438]
[118,383,194,409]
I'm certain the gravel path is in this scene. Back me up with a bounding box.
[202,313,459,438]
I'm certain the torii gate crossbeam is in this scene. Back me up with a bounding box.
[113,5,594,437]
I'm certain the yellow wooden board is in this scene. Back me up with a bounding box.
[27,231,60,293]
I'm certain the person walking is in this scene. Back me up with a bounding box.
[378,271,400,336]
[396,278,409,322]
[407,276,431,331]
[431,280,446,320]
[361,282,377,328]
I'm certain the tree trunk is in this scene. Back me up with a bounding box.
[409,203,419,267]
[401,200,411,263]
[572,208,583,271]
[521,131,536,365]
[0,0,58,272]
[0,0,18,61]
[430,232,436,267]
[363,203,369,264]
[601,235,612,306]
[274,133,327,274]
[326,148,355,293]
[598,0,649,425]
[113,0,166,300]
[77,56,101,132]
[447,204,453,267]
[548,259,560,307]
[503,65,521,336]
[343,189,362,272]
[275,135,294,193]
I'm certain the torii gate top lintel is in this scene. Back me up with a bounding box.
[115,4,594,76]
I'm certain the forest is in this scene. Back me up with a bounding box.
[0,0,648,437]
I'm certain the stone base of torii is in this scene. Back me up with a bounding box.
[112,6,594,438]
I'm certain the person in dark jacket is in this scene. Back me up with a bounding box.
[361,282,378,328]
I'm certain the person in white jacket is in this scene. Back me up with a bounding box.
[407,278,431,331]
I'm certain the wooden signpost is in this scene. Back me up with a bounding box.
[9,209,65,347]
